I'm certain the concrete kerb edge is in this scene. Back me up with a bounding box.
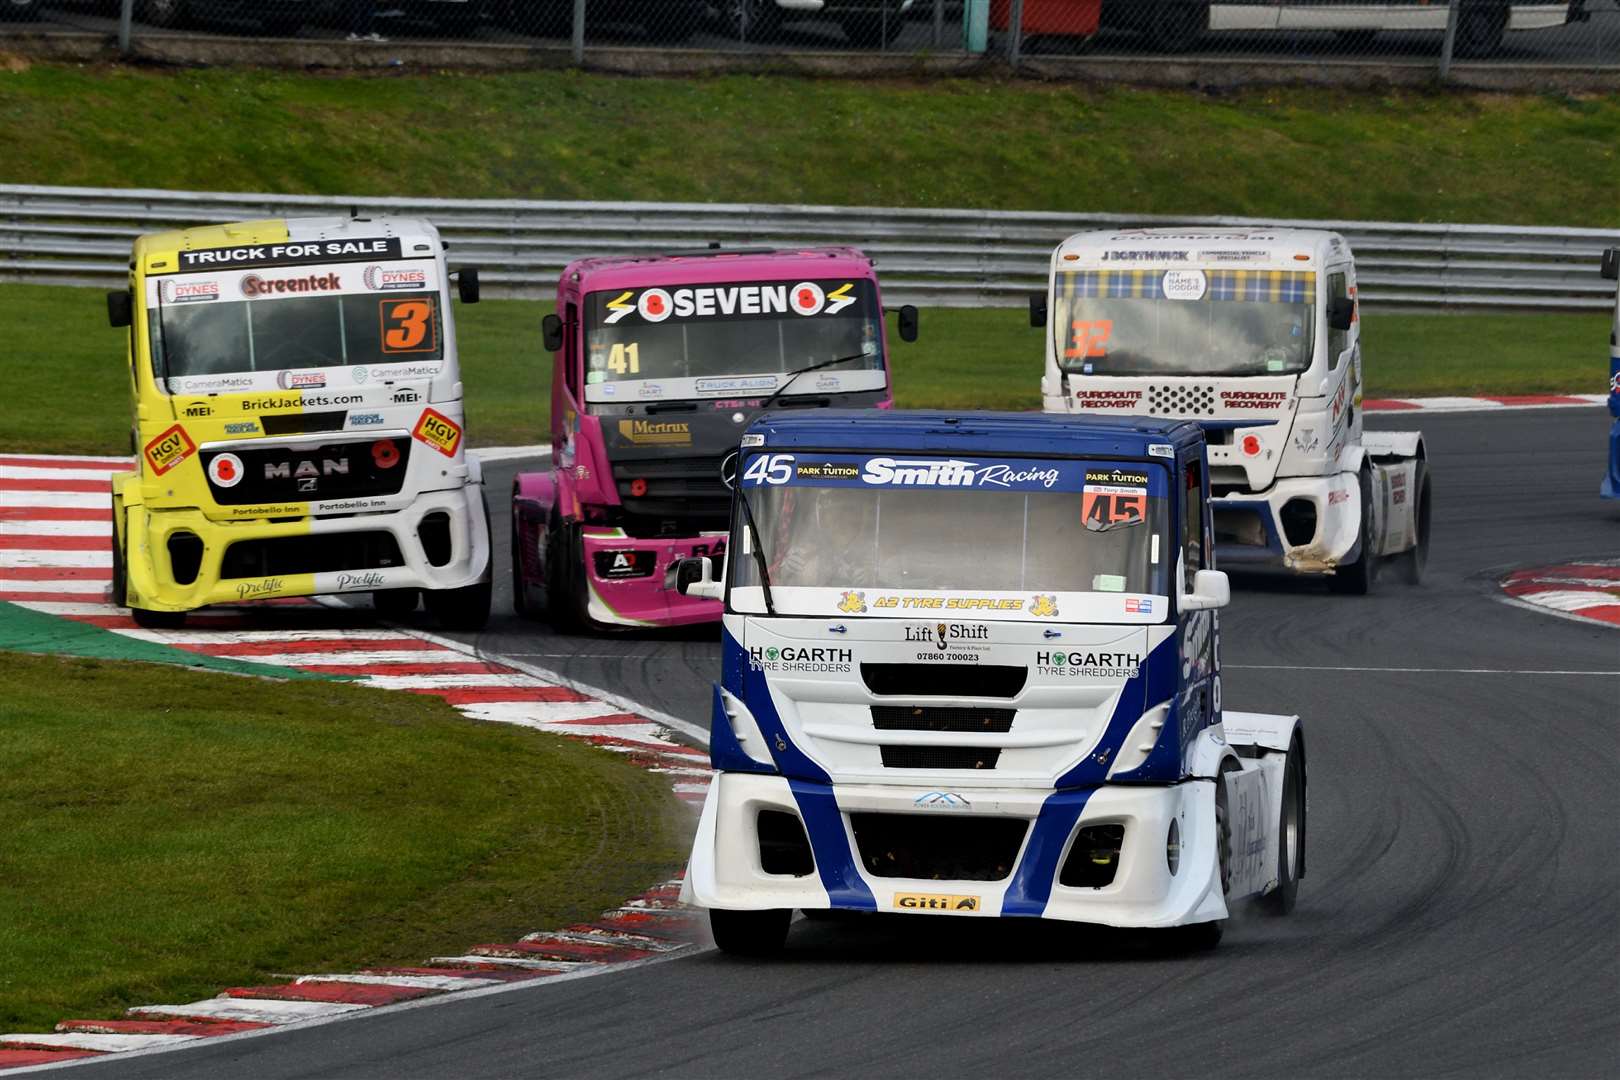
[1,946,705,1075]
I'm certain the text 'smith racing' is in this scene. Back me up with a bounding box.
[1035,228,1430,593]
[674,411,1306,954]
[106,217,492,629]
[512,247,916,631]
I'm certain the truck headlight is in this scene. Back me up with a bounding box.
[1166,818,1181,876]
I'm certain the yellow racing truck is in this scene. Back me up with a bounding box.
[105,216,492,629]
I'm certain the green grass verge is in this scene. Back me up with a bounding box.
[5,283,1604,454]
[0,651,687,1030]
[0,63,1614,225]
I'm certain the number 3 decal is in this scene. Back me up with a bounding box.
[380,299,436,354]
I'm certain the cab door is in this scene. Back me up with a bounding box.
[1322,263,1361,447]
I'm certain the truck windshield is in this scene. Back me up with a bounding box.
[1053,269,1315,377]
[582,278,886,404]
[729,453,1169,623]
[146,262,443,391]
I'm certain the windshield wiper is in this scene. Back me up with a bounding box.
[734,484,777,617]
[759,351,869,412]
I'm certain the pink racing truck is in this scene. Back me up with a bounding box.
[512,247,917,631]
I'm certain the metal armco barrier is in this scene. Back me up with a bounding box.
[2,184,1616,311]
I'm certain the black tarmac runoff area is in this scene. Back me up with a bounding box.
[84,407,1619,1080]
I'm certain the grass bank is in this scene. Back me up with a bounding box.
[0,62,1614,225]
[0,651,687,1030]
[5,284,1603,454]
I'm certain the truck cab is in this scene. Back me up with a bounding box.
[513,247,916,631]
[1036,227,1430,593]
[106,216,492,629]
[675,411,1305,954]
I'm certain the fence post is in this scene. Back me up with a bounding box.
[1438,0,1460,81]
[1007,0,1025,67]
[932,0,943,48]
[117,0,135,55]
[571,0,586,65]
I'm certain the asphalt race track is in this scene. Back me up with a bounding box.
[86,407,1619,1079]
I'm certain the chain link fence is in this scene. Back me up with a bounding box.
[2,1,1616,73]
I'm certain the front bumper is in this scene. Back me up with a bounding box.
[681,772,1227,928]
[1212,472,1360,575]
[123,484,489,612]
[579,528,724,628]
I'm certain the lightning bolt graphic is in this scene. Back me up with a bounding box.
[603,290,635,325]
[824,282,856,315]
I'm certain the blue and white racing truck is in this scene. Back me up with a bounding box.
[1601,247,1619,499]
[672,411,1306,954]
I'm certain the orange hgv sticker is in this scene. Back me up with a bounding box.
[143,424,197,476]
[894,892,980,912]
[413,408,462,457]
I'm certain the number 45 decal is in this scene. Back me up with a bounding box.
[742,453,795,485]
[380,299,437,354]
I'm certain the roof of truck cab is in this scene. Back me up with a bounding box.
[747,410,1203,459]
[563,247,875,292]
[131,216,441,275]
[1053,226,1349,268]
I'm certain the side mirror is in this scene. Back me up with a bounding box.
[1182,569,1230,611]
[107,289,132,328]
[1327,296,1355,332]
[541,313,564,353]
[669,556,722,600]
[455,267,480,304]
[1029,291,1047,328]
[895,304,919,343]
[1601,248,1619,282]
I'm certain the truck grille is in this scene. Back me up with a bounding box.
[880,746,1001,771]
[611,456,731,527]
[202,438,411,506]
[1146,383,1215,416]
[849,813,1027,881]
[861,664,1027,699]
[871,706,1015,733]
[221,531,403,578]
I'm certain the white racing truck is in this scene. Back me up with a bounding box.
[673,410,1306,954]
[1034,227,1430,593]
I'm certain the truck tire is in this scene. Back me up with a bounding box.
[546,515,591,634]
[373,588,420,617]
[1257,734,1305,916]
[131,606,186,629]
[711,908,791,956]
[1328,468,1375,596]
[511,514,537,618]
[1146,0,1207,52]
[1453,1,1507,59]
[109,504,127,609]
[1393,460,1431,587]
[425,497,493,631]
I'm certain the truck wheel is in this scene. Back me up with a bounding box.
[1258,734,1306,916]
[109,505,127,609]
[426,578,492,631]
[1146,0,1207,52]
[1328,468,1375,596]
[511,514,543,619]
[373,588,420,617]
[131,606,186,629]
[710,908,791,956]
[1393,460,1431,587]
[1172,765,1233,951]
[546,515,591,634]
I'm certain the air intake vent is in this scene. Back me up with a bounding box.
[871,706,1014,733]
[260,411,348,436]
[861,664,1026,699]
[849,813,1027,881]
[1146,384,1215,416]
[880,746,1001,771]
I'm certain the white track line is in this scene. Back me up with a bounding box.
[0,521,110,537]
[0,578,106,594]
[0,1033,198,1053]
[0,465,130,482]
[0,491,107,508]
[452,701,647,726]
[0,551,110,568]
[1226,663,1620,676]
[354,674,566,691]
[128,999,367,1024]
[236,650,471,668]
[293,974,504,992]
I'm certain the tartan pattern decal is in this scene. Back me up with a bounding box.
[1061,270,1316,304]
